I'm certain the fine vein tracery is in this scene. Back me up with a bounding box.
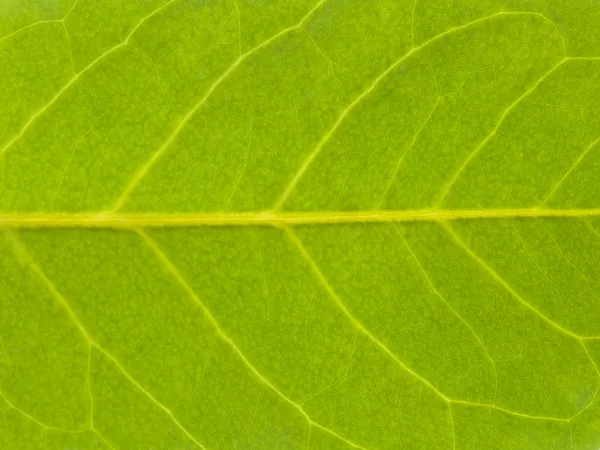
[4,230,207,450]
[2,1,600,448]
[0,7,580,214]
[286,226,600,424]
[273,11,571,211]
[394,224,499,405]
[111,0,329,212]
[3,219,594,450]
[4,228,365,450]
[541,136,600,206]
[0,0,181,158]
[0,0,79,45]
[436,59,600,208]
[440,222,600,414]
[136,228,365,450]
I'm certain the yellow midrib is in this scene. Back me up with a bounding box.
[0,208,598,228]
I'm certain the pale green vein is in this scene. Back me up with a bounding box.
[410,0,417,48]
[394,224,499,405]
[286,226,574,424]
[578,353,598,432]
[540,9,568,56]
[440,221,589,342]
[225,114,254,210]
[64,0,81,21]
[377,96,441,209]
[111,0,329,212]
[0,350,115,449]
[0,387,84,434]
[51,128,93,207]
[90,427,118,450]
[273,11,567,211]
[129,46,178,116]
[232,0,242,57]
[434,56,600,207]
[3,230,207,450]
[450,401,570,423]
[0,0,79,45]
[511,223,576,326]
[0,0,181,158]
[433,58,565,207]
[303,29,334,74]
[540,223,600,305]
[584,220,600,240]
[0,396,116,450]
[440,222,600,420]
[136,229,366,450]
[542,136,600,205]
[570,342,600,422]
[62,21,76,75]
[0,20,61,45]
[285,227,454,409]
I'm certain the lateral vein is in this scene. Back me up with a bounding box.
[3,230,208,450]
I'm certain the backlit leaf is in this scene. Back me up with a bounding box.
[1,1,600,448]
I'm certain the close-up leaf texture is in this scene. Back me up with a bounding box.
[1,0,600,448]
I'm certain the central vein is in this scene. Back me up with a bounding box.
[0,208,598,228]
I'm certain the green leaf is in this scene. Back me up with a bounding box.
[1,0,600,448]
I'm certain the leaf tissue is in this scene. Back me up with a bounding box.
[1,0,600,448]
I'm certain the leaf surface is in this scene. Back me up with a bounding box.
[1,0,600,448]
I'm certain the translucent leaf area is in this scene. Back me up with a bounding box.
[1,0,600,448]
